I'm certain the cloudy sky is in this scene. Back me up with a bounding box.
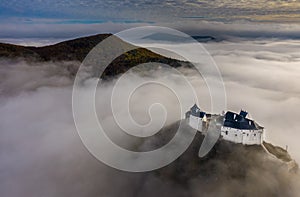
[1,0,300,39]
[1,0,300,21]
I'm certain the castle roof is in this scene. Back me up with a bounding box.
[190,104,206,118]
[223,111,263,130]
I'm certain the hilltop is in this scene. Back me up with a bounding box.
[0,34,187,79]
[135,120,299,196]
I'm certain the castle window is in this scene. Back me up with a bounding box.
[235,134,237,137]
[254,134,256,136]
[247,134,249,136]
[225,131,228,135]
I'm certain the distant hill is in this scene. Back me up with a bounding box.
[0,34,187,79]
[0,34,121,61]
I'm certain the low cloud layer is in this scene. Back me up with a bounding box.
[203,39,300,163]
[1,21,300,42]
[0,37,300,196]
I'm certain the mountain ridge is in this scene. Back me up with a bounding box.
[0,34,188,79]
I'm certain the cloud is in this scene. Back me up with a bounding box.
[172,21,300,40]
[202,39,300,163]
[0,59,200,196]
[0,60,77,95]
[1,20,300,43]
[1,37,300,196]
[0,38,67,46]
[0,22,151,39]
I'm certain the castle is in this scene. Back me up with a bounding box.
[185,104,265,145]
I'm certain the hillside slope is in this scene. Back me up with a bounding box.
[0,34,186,79]
[134,120,300,196]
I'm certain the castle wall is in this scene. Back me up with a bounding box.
[221,126,264,145]
[188,115,203,131]
[187,112,264,145]
[221,126,243,144]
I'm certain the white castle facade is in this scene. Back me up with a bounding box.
[186,104,265,145]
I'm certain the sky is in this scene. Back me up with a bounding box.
[1,0,300,22]
[1,0,300,39]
